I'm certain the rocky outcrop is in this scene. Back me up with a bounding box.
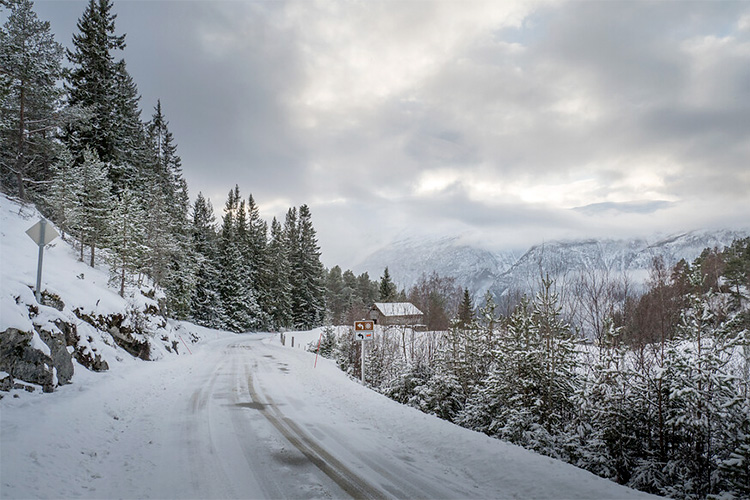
[34,322,74,385]
[73,308,151,360]
[0,328,58,392]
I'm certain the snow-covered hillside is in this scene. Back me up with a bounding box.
[355,229,749,299]
[354,234,519,296]
[0,193,219,393]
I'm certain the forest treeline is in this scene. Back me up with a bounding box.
[4,2,749,497]
[319,240,750,500]
[1,0,326,331]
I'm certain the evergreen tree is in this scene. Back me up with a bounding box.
[457,288,474,328]
[294,204,326,329]
[656,271,743,498]
[72,148,112,266]
[64,0,125,167]
[244,194,270,328]
[142,180,173,285]
[379,267,398,302]
[47,146,78,240]
[106,188,147,297]
[357,271,378,307]
[0,0,64,201]
[109,59,147,191]
[144,100,194,318]
[325,266,346,325]
[572,321,642,484]
[189,193,223,328]
[146,99,182,199]
[266,216,293,329]
[216,187,260,332]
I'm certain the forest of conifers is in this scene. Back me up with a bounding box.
[321,242,750,500]
[3,1,749,498]
[1,0,327,331]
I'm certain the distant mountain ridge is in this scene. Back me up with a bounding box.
[354,229,749,300]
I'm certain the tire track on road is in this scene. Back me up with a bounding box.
[243,360,387,500]
[185,355,238,499]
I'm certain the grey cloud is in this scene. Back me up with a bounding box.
[32,0,750,266]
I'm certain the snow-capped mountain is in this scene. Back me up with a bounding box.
[353,235,519,297]
[355,229,749,299]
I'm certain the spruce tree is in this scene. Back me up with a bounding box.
[216,187,260,331]
[142,180,173,285]
[0,0,64,201]
[379,267,398,302]
[65,0,125,167]
[244,194,270,328]
[266,216,293,329]
[47,146,78,240]
[295,204,326,329]
[73,148,112,266]
[107,188,147,297]
[108,59,148,191]
[189,193,223,328]
[457,288,474,328]
[144,100,194,318]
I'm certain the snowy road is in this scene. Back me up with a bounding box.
[1,333,657,499]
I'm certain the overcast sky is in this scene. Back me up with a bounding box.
[30,0,750,267]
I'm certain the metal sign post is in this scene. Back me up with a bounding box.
[354,320,374,383]
[25,219,59,303]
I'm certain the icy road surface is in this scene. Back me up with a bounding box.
[1,333,657,499]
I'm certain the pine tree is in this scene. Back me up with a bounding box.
[266,216,293,329]
[572,321,641,484]
[142,180,173,285]
[106,188,147,297]
[64,0,125,167]
[357,271,378,308]
[294,204,326,329]
[530,277,579,439]
[244,194,270,328]
[379,267,398,302]
[72,148,112,267]
[143,100,194,318]
[107,59,148,190]
[189,193,223,328]
[325,266,346,324]
[656,270,743,499]
[47,146,78,240]
[161,182,195,319]
[457,288,474,328]
[0,0,64,201]
[216,187,260,332]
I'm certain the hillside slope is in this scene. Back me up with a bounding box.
[0,194,216,394]
[355,229,749,299]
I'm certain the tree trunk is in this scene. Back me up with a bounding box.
[15,84,26,200]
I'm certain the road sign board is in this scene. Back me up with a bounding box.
[26,219,59,247]
[25,219,59,303]
[353,320,374,341]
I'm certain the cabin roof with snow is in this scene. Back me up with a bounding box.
[369,302,424,326]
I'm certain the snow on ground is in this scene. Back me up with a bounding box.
[1,195,659,498]
[0,193,217,382]
[0,194,135,332]
[2,326,659,499]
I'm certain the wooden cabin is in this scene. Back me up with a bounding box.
[369,302,424,327]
